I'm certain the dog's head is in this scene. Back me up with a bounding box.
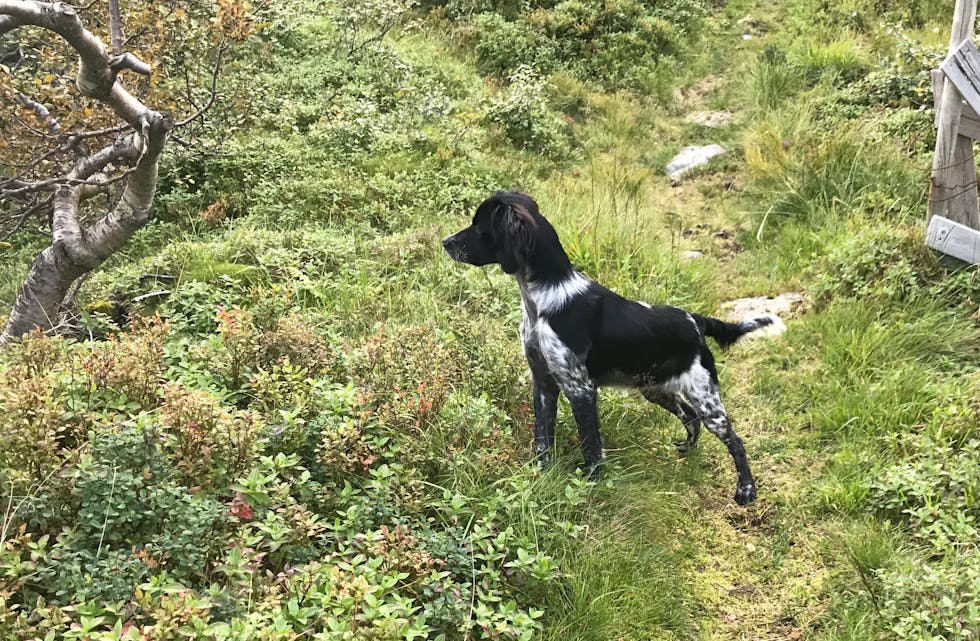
[442,192,538,274]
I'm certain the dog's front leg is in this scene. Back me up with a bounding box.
[532,377,559,466]
[565,387,604,479]
[525,347,559,466]
[535,321,604,478]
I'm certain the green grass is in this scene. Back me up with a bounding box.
[3,0,980,638]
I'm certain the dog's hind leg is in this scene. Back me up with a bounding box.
[640,387,702,453]
[687,383,756,505]
[676,353,756,505]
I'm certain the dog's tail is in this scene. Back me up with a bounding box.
[693,313,786,348]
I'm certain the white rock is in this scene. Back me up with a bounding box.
[682,250,704,260]
[687,110,735,128]
[721,293,806,321]
[665,144,726,182]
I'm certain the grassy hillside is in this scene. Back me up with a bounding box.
[1,0,979,639]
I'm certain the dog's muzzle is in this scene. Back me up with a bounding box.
[442,233,466,263]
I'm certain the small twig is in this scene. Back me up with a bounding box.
[176,41,227,127]
[138,273,176,285]
[0,195,52,242]
[63,271,91,310]
[1,167,137,199]
[95,466,117,561]
[132,289,171,304]
[16,93,62,135]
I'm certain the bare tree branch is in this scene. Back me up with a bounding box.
[109,52,151,76]
[15,93,62,134]
[176,40,226,127]
[0,195,51,242]
[0,0,149,127]
[0,13,19,35]
[107,0,122,54]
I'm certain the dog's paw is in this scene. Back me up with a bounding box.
[584,460,605,481]
[734,483,757,506]
[674,439,696,454]
[530,452,552,471]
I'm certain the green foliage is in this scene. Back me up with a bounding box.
[878,556,980,641]
[744,45,804,112]
[744,116,923,224]
[815,226,980,305]
[844,29,944,109]
[486,65,571,154]
[871,436,980,553]
[463,0,706,93]
[6,0,980,638]
[859,0,952,28]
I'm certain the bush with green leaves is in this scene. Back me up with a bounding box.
[486,65,571,154]
[815,226,980,306]
[463,0,706,92]
[877,556,980,641]
[870,435,980,553]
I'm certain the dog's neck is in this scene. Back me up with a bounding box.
[517,216,575,285]
[514,224,589,317]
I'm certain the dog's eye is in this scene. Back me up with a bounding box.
[480,231,492,242]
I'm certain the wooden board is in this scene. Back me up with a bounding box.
[932,68,980,140]
[926,214,980,264]
[941,39,980,119]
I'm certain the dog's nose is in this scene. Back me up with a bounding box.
[442,235,454,249]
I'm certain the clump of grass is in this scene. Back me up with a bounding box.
[743,45,805,112]
[792,38,871,85]
[743,115,922,225]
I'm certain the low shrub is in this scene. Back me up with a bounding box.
[0,332,86,495]
[464,0,705,93]
[870,436,980,553]
[877,555,980,641]
[485,65,571,155]
[159,383,262,489]
[815,226,980,306]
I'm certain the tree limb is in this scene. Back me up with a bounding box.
[0,13,19,35]
[107,0,122,54]
[15,93,62,134]
[176,40,226,127]
[109,52,151,76]
[0,0,151,128]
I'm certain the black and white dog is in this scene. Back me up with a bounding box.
[442,191,784,505]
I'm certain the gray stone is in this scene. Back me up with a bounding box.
[687,110,735,128]
[721,293,806,321]
[665,144,726,182]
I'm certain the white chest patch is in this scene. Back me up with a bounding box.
[522,272,591,315]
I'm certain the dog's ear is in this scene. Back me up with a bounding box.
[494,203,537,274]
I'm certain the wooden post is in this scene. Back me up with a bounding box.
[928,0,980,230]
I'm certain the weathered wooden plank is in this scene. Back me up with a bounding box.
[929,0,978,226]
[931,68,980,229]
[926,215,980,264]
[950,137,980,228]
[941,39,980,119]
[931,68,980,138]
